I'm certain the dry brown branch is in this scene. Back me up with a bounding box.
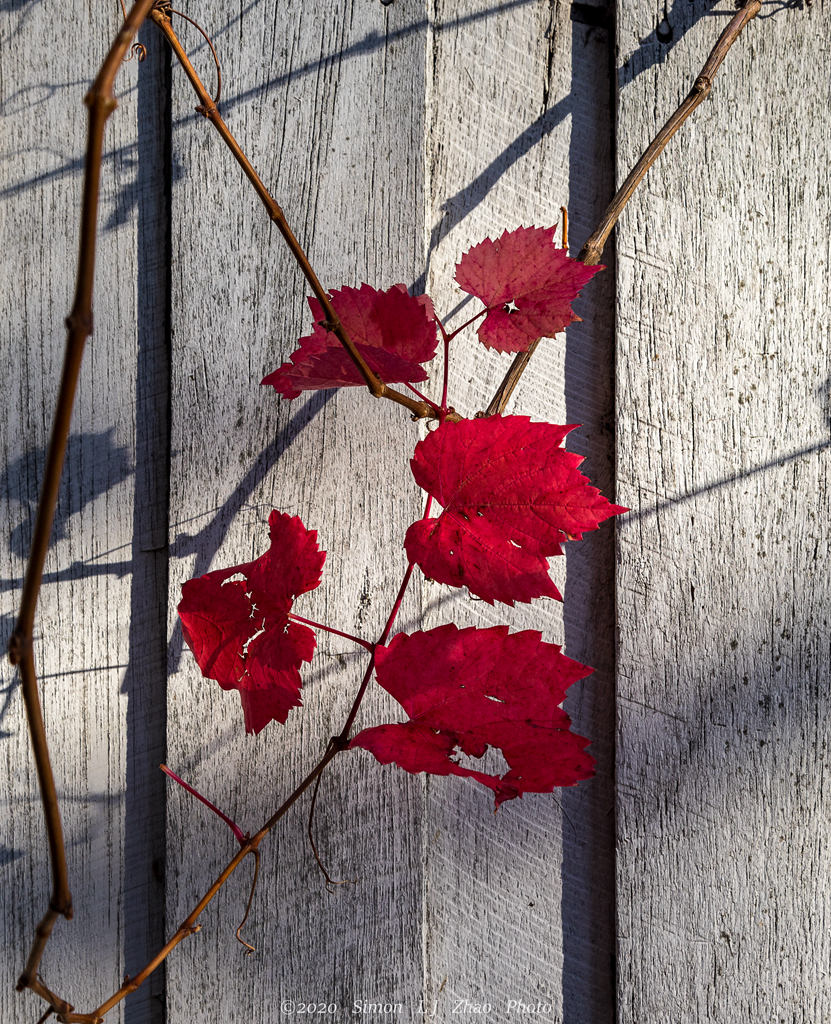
[484,0,762,418]
[8,0,160,1017]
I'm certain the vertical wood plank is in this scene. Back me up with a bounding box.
[423,2,615,1021]
[0,6,167,1023]
[615,2,831,1020]
[165,2,429,1019]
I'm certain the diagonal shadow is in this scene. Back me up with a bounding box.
[617,0,721,89]
[623,437,831,521]
[0,0,43,44]
[166,388,336,672]
[0,613,21,740]
[1,428,133,559]
[0,0,727,234]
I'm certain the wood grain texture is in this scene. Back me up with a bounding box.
[422,2,615,1022]
[615,1,831,1020]
[0,5,167,1024]
[165,1,428,1020]
[14,0,826,1020]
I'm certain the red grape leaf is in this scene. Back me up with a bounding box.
[178,511,325,735]
[405,415,626,606]
[350,624,593,808]
[455,226,602,353]
[262,283,438,398]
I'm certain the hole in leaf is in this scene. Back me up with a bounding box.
[453,745,511,776]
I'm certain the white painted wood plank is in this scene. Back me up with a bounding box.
[615,2,831,1020]
[423,2,615,1021]
[0,6,165,1023]
[165,2,428,1019]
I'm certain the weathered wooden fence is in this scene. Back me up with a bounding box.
[1,1,828,1021]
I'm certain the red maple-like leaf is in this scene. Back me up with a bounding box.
[405,416,626,606]
[455,226,602,353]
[178,511,325,735]
[262,284,438,398]
[350,624,593,807]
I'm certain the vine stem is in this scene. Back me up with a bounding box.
[149,7,437,422]
[444,307,486,344]
[483,0,762,418]
[8,0,160,1015]
[337,539,426,740]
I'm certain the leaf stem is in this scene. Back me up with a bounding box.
[160,764,246,845]
[288,613,375,652]
[444,307,487,343]
[404,381,440,411]
[337,495,434,741]
[436,308,486,411]
[440,325,451,411]
[483,0,762,418]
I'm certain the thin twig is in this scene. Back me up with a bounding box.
[90,742,342,1020]
[234,849,261,953]
[484,0,762,418]
[150,7,439,422]
[8,0,159,1017]
[307,741,357,889]
[169,7,222,105]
